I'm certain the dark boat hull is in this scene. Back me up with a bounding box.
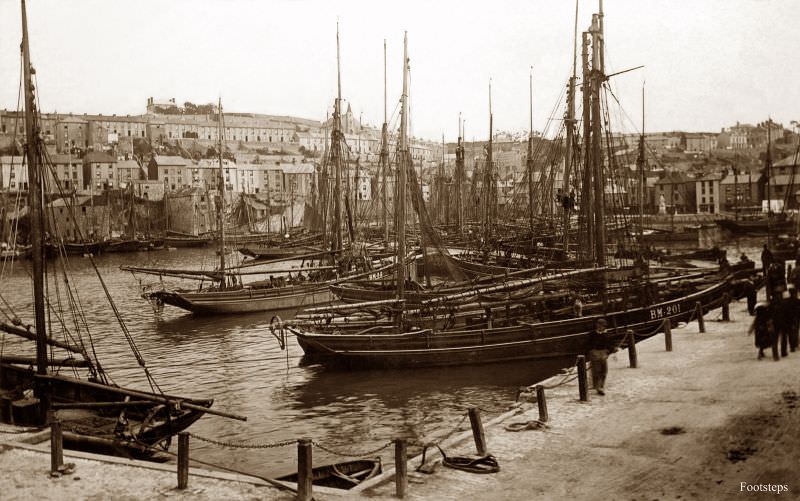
[163,236,212,248]
[105,239,152,253]
[238,245,323,260]
[292,278,731,369]
[0,364,211,452]
[150,284,334,315]
[277,459,381,489]
[716,217,795,235]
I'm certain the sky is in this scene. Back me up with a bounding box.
[0,0,798,141]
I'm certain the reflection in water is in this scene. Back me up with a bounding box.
[0,231,778,476]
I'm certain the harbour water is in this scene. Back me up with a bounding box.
[0,229,774,476]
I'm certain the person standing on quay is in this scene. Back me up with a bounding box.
[761,244,773,278]
[782,287,800,353]
[587,318,616,395]
[772,292,792,358]
[749,303,778,361]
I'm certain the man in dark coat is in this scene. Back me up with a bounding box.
[772,293,792,357]
[749,303,777,360]
[587,318,616,395]
[761,244,773,277]
[782,287,800,353]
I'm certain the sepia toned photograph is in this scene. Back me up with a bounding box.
[0,0,798,499]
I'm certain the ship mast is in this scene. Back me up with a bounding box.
[580,29,593,261]
[562,0,579,251]
[590,3,606,267]
[216,98,226,283]
[380,39,390,245]
[20,0,50,417]
[527,67,535,235]
[331,22,344,252]
[637,83,645,252]
[455,113,465,235]
[396,32,409,301]
[482,79,494,241]
[766,118,773,247]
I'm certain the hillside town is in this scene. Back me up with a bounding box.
[1,99,798,243]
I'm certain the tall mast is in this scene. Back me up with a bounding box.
[483,79,494,240]
[562,0,579,251]
[332,22,344,252]
[590,11,606,267]
[396,32,409,300]
[21,0,50,415]
[580,30,593,260]
[381,39,389,245]
[216,98,226,283]
[320,111,329,249]
[455,113,464,234]
[637,83,645,251]
[734,153,739,221]
[766,118,773,246]
[527,67,535,234]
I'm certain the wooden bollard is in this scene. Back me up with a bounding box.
[627,329,638,369]
[467,407,487,456]
[394,438,407,498]
[177,432,189,489]
[297,438,313,501]
[664,319,673,352]
[722,294,731,321]
[695,301,706,333]
[535,385,548,422]
[576,355,589,402]
[50,419,63,474]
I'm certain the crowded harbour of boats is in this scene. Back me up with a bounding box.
[3,0,799,494]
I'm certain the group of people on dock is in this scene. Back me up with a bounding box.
[750,244,800,361]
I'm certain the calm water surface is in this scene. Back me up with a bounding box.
[0,229,773,476]
[0,246,573,476]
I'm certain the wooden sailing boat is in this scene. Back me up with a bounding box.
[129,27,385,316]
[0,0,244,456]
[286,14,746,369]
[716,119,795,236]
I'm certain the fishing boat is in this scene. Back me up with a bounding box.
[238,242,325,260]
[286,13,746,369]
[125,87,385,315]
[716,214,795,236]
[716,121,797,236]
[288,277,731,369]
[277,459,381,489]
[0,0,244,457]
[163,230,213,248]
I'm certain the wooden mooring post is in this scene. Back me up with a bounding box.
[535,385,548,422]
[722,294,731,321]
[467,407,487,456]
[695,301,706,333]
[627,329,638,368]
[576,355,589,402]
[394,438,407,498]
[177,432,189,489]
[50,419,63,474]
[297,438,313,501]
[664,319,673,352]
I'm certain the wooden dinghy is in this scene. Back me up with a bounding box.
[277,458,381,489]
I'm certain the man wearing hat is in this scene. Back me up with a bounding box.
[587,318,617,395]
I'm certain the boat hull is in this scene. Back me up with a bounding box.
[292,278,732,369]
[0,364,211,452]
[152,285,334,315]
[163,236,212,248]
[716,218,795,235]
